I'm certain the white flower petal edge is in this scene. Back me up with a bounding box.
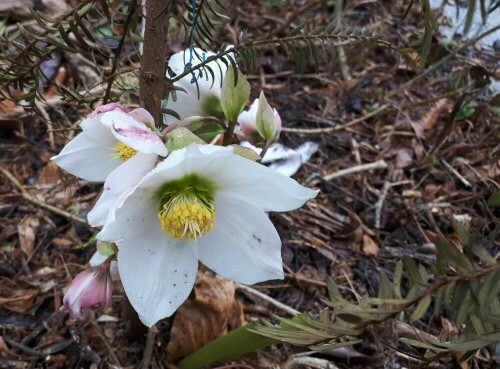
[198,193,284,284]
[51,131,121,182]
[118,228,198,327]
[194,149,319,212]
[88,153,158,228]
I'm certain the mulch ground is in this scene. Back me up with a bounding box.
[1,1,499,368]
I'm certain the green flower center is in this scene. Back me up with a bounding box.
[155,174,216,240]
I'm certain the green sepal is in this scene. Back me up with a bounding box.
[230,145,260,161]
[179,116,225,143]
[220,67,250,123]
[166,127,205,153]
[96,241,118,258]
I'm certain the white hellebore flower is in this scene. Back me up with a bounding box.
[52,103,168,227]
[164,48,231,125]
[52,103,167,181]
[97,144,318,326]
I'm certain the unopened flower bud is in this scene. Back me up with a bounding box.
[238,91,282,147]
[63,261,113,318]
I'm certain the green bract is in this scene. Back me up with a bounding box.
[220,67,251,123]
[166,127,205,153]
[256,91,277,141]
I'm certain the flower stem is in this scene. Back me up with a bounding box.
[259,141,271,160]
[223,121,236,146]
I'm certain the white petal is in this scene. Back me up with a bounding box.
[196,149,319,212]
[96,186,156,242]
[128,108,155,127]
[198,194,283,284]
[104,153,157,195]
[52,132,121,182]
[80,117,117,147]
[165,48,229,124]
[100,110,167,156]
[123,144,231,192]
[89,251,107,266]
[88,153,157,227]
[118,227,198,326]
[87,189,116,227]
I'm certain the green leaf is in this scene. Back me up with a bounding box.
[403,256,425,285]
[310,339,362,351]
[487,191,500,208]
[400,338,448,351]
[178,322,278,369]
[411,294,431,321]
[431,331,500,351]
[478,270,500,308]
[220,67,250,123]
[435,236,474,272]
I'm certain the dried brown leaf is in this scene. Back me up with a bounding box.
[362,234,380,256]
[414,98,451,138]
[0,280,39,313]
[166,273,241,362]
[17,216,40,258]
[38,161,61,185]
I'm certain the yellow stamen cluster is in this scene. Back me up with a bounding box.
[114,142,137,161]
[158,193,215,240]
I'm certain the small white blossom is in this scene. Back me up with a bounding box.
[52,104,167,182]
[164,48,233,124]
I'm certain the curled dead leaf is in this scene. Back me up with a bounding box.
[166,272,244,362]
[0,279,39,313]
[17,216,40,258]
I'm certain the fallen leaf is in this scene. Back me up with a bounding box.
[362,234,380,256]
[0,279,39,313]
[38,161,61,185]
[413,98,451,138]
[17,216,40,258]
[166,272,242,362]
[51,237,73,248]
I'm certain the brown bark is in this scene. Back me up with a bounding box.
[139,0,170,127]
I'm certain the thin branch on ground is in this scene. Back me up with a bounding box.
[0,166,91,228]
[323,160,388,181]
[236,283,300,316]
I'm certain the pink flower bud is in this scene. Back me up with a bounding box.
[238,92,282,147]
[63,261,113,318]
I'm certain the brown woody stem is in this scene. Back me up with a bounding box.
[139,0,171,127]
